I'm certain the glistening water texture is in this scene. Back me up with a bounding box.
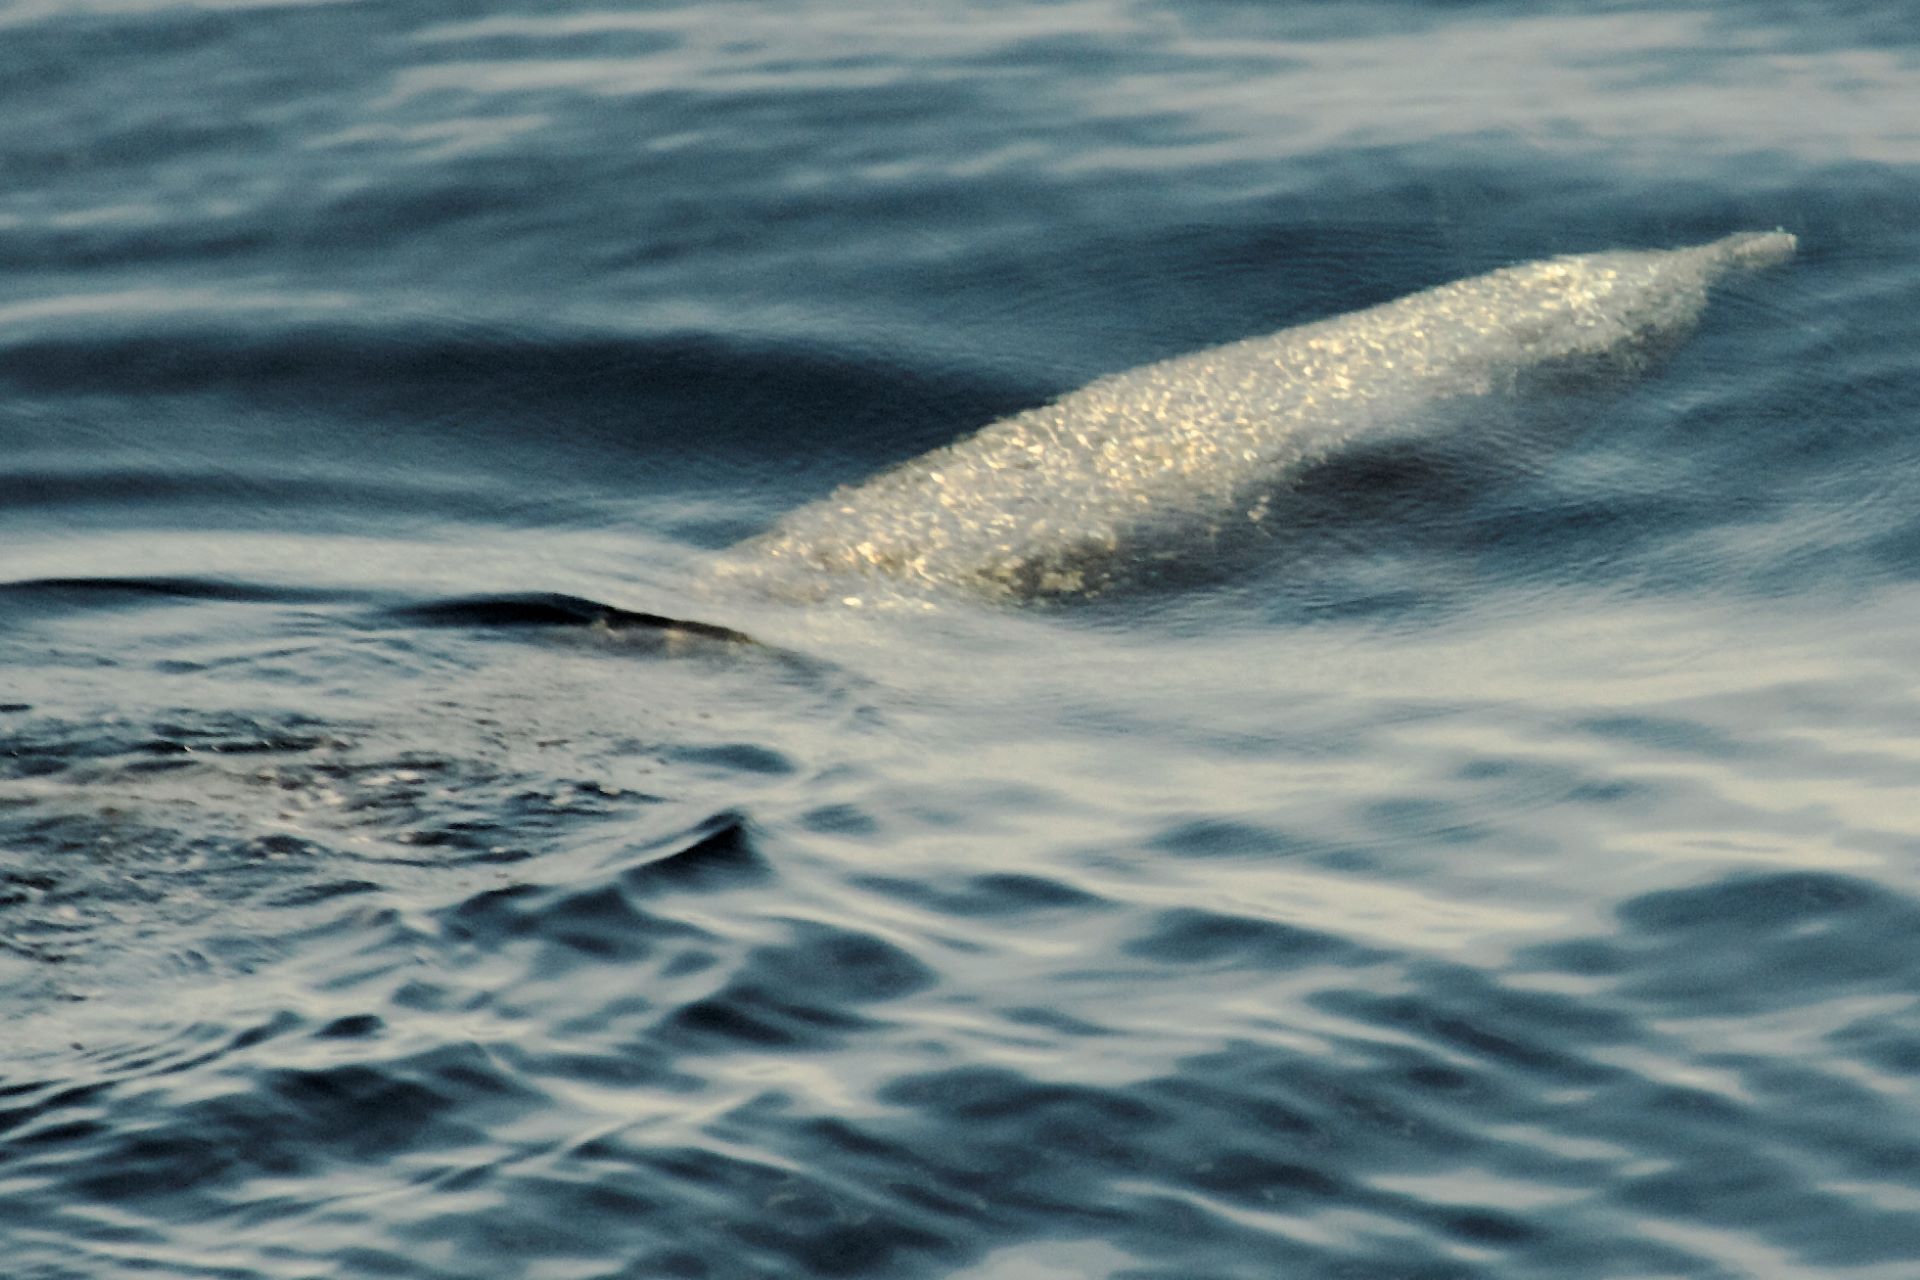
[4,2,1920,1278]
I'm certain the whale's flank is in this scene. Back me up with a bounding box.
[711,231,1797,603]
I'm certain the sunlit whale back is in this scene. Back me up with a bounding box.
[710,231,1796,604]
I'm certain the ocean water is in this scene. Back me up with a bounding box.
[4,1,1920,1277]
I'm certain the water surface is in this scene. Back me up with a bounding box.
[4,2,1920,1277]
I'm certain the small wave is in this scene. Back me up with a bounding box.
[384,591,753,645]
[0,573,362,621]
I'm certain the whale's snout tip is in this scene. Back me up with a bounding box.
[1714,228,1798,272]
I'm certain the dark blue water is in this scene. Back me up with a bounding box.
[6,2,1920,1276]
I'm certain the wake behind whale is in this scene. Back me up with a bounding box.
[708,231,1796,606]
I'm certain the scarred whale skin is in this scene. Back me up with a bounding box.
[711,230,1796,604]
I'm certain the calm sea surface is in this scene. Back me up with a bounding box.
[5,2,1920,1277]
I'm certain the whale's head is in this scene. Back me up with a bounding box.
[1477,230,1797,381]
[1708,229,1799,274]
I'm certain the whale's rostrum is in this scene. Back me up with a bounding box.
[708,231,1796,605]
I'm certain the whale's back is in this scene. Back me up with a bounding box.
[711,231,1796,604]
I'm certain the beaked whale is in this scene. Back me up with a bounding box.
[708,230,1796,605]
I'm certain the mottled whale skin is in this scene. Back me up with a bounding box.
[712,231,1796,604]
